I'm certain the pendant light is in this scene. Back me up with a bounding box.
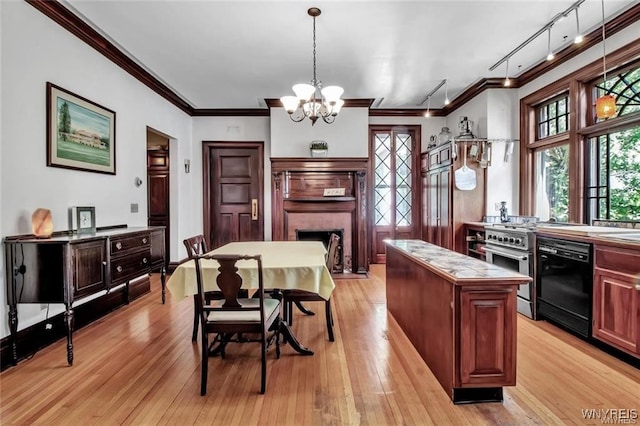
[595,0,616,119]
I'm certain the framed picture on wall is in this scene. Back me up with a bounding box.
[46,82,116,174]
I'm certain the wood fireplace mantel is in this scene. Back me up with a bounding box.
[271,158,369,274]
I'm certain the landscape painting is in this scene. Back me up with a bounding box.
[47,82,116,174]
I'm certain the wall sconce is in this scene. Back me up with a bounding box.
[184,159,191,174]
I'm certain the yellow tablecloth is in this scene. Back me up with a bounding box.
[166,241,335,300]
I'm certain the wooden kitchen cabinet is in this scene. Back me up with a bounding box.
[421,143,485,253]
[592,244,640,356]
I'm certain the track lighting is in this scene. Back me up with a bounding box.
[424,96,431,117]
[444,79,450,105]
[489,1,586,73]
[504,59,511,87]
[574,7,583,43]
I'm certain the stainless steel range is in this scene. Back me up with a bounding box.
[484,223,536,318]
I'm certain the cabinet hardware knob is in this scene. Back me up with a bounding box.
[142,238,148,244]
[142,258,148,264]
[116,265,123,272]
[115,242,122,250]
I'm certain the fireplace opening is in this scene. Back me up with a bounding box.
[296,228,344,273]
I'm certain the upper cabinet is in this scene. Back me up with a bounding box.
[421,143,486,252]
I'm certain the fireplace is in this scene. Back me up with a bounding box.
[296,228,344,273]
[271,158,369,274]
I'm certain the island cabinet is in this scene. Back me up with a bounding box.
[385,240,530,403]
[421,143,485,254]
[592,244,640,357]
[4,226,166,366]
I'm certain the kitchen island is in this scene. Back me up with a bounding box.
[385,239,532,404]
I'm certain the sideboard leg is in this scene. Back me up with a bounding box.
[161,266,166,304]
[8,303,18,366]
[64,305,74,366]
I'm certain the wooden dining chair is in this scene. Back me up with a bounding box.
[183,235,223,341]
[193,253,281,395]
[282,233,339,342]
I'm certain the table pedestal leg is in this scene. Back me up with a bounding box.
[278,320,314,355]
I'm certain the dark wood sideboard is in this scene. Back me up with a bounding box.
[4,226,166,366]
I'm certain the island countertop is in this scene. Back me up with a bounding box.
[386,239,531,285]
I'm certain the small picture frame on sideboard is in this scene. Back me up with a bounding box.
[69,206,96,235]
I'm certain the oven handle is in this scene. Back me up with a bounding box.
[484,247,529,261]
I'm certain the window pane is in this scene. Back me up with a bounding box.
[536,94,569,139]
[586,128,640,222]
[535,145,569,222]
[374,133,392,226]
[395,133,412,227]
[593,65,640,121]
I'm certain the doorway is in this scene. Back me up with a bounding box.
[369,125,421,263]
[146,127,170,267]
[203,141,264,248]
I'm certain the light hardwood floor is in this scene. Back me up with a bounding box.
[1,264,639,425]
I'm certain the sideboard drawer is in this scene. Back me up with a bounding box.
[111,233,151,255]
[111,248,152,285]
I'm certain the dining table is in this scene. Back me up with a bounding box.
[166,240,336,355]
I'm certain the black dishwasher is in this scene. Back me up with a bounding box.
[536,237,593,338]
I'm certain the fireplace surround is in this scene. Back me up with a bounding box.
[271,158,369,274]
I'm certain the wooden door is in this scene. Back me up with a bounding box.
[203,142,264,248]
[370,126,421,263]
[147,149,169,265]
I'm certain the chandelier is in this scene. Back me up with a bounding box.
[280,7,344,125]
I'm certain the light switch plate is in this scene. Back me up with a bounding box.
[131,203,139,213]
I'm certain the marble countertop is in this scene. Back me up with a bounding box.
[386,239,531,284]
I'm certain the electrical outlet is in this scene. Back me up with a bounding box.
[130,203,139,213]
[494,202,501,211]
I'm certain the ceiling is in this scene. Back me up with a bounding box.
[62,0,638,111]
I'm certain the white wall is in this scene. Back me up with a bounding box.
[271,107,369,157]
[486,90,520,216]
[368,115,446,151]
[0,2,192,338]
[190,116,271,242]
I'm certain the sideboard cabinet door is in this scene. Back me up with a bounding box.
[72,240,107,299]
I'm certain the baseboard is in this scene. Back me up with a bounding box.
[0,277,150,371]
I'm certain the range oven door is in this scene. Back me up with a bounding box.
[485,245,534,318]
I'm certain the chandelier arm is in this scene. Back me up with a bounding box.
[288,111,307,123]
[321,114,336,124]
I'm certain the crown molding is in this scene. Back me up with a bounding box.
[191,109,269,117]
[26,0,194,116]
[368,108,447,117]
[264,98,375,108]
[516,3,640,86]
[29,1,640,118]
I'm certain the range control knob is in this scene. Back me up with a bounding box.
[498,237,503,242]
[515,238,522,245]
[509,237,515,243]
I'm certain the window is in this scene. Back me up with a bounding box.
[537,94,570,139]
[373,132,413,226]
[586,128,640,222]
[593,66,640,122]
[521,45,640,224]
[535,145,570,222]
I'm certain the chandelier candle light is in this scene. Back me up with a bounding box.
[280,7,344,125]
